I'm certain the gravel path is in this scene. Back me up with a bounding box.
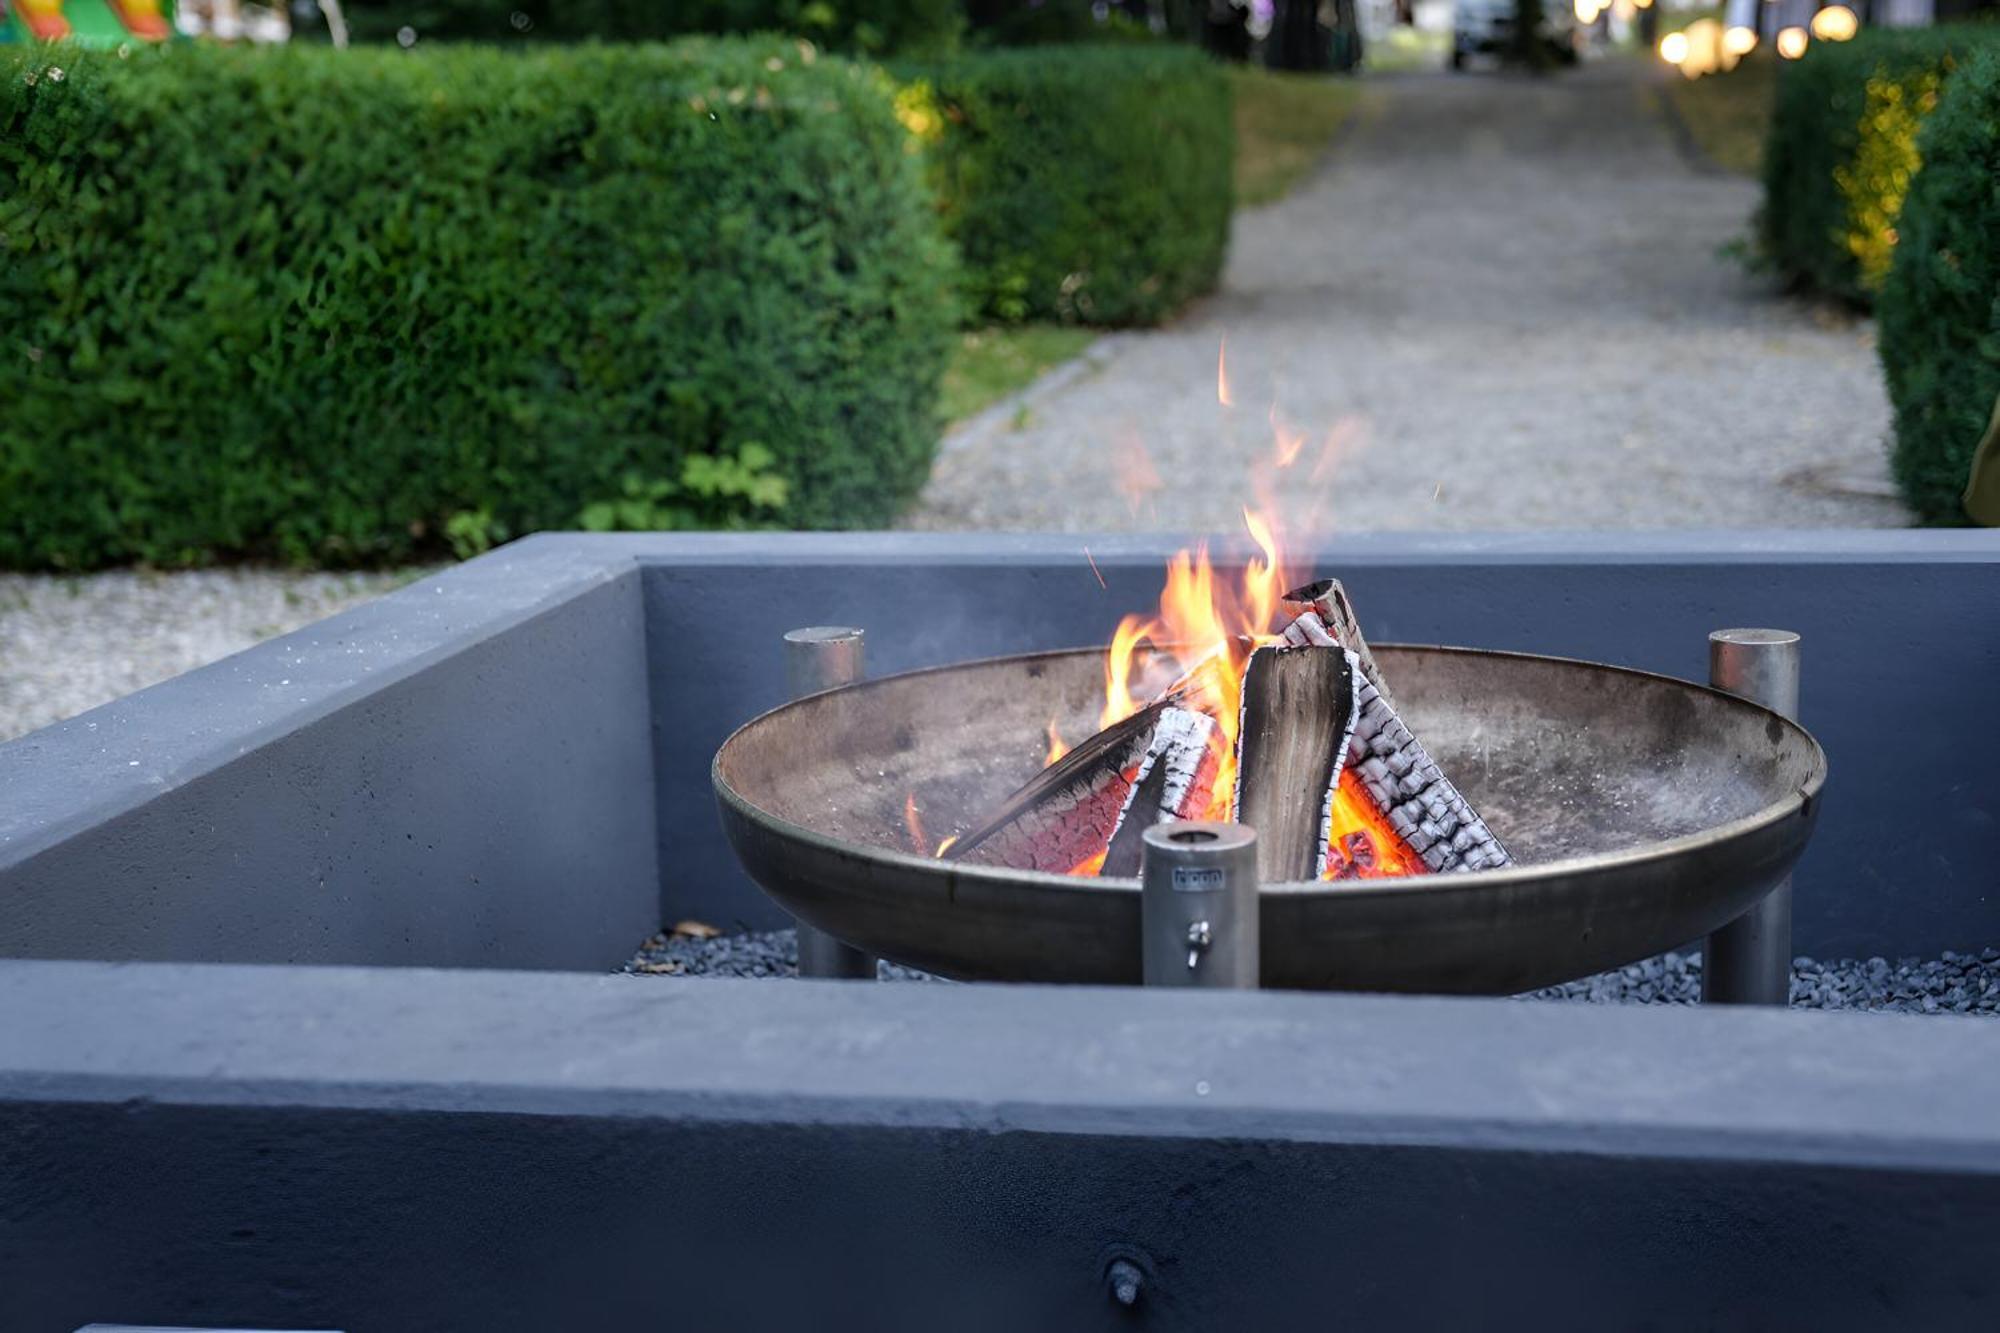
[908,60,1910,533]
[627,928,2000,1015]
[0,569,415,743]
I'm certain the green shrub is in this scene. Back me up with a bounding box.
[899,45,1232,326]
[341,0,964,57]
[0,40,956,569]
[1877,49,2000,523]
[1759,26,1999,304]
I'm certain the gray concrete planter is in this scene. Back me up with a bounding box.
[3,531,1998,1331]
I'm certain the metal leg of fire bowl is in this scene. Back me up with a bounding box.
[783,627,879,981]
[1140,822,1260,989]
[1702,628,1801,1007]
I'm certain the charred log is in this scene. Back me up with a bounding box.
[945,701,1165,874]
[1231,645,1360,882]
[1100,708,1220,877]
[1282,578,1394,710]
[947,703,1217,876]
[1344,674,1511,873]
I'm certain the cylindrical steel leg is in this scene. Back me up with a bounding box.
[1703,628,1801,1006]
[783,627,878,981]
[1140,822,1260,988]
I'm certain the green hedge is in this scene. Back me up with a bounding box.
[1759,26,1998,305]
[341,0,964,57]
[0,40,956,569]
[901,45,1232,326]
[1877,49,2000,523]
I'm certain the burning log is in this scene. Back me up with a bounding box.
[1232,645,1359,882]
[1100,708,1220,877]
[1281,578,1394,710]
[947,703,1217,876]
[945,573,1509,883]
[1343,672,1511,873]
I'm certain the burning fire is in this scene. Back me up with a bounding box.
[1069,520,1419,882]
[1041,340,1417,881]
[1094,507,1288,824]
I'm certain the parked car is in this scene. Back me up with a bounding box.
[1451,0,1580,67]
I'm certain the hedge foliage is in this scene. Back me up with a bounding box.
[1877,50,2000,523]
[0,40,956,568]
[900,45,1233,326]
[342,0,964,57]
[1759,26,1999,305]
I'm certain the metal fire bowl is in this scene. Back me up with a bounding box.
[714,646,1827,994]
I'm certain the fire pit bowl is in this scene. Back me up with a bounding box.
[715,645,1826,993]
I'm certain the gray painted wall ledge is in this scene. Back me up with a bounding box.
[5,958,2000,1177]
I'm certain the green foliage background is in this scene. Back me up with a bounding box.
[901,45,1233,326]
[0,40,956,568]
[1876,50,2000,523]
[341,0,966,57]
[1758,26,1998,305]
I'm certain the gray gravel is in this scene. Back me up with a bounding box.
[628,928,937,982]
[907,61,1910,533]
[627,928,2000,1014]
[0,569,415,743]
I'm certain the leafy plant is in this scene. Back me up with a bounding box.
[338,0,965,56]
[899,46,1233,329]
[0,40,956,569]
[1758,25,1998,305]
[1876,50,2000,523]
[578,444,790,532]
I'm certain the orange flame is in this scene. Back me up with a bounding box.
[1094,511,1292,825]
[904,792,930,857]
[1029,347,1421,881]
[1269,404,1306,469]
[1045,717,1070,766]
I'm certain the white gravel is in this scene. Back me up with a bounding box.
[908,61,1911,533]
[0,569,415,744]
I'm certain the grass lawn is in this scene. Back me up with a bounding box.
[1662,53,1777,177]
[941,325,1096,424]
[1230,67,1363,207]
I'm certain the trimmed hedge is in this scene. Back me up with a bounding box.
[1877,49,2000,523]
[0,40,956,568]
[1759,26,1998,305]
[342,0,964,57]
[901,45,1233,326]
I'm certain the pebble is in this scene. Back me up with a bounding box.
[626,930,2000,1014]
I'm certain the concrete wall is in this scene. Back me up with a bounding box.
[0,540,659,971]
[4,959,1999,1332]
[2,532,1998,1330]
[2,530,1995,969]
[641,530,2000,959]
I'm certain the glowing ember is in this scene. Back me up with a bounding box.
[904,792,930,856]
[1323,770,1425,879]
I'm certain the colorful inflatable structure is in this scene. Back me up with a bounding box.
[0,0,175,43]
